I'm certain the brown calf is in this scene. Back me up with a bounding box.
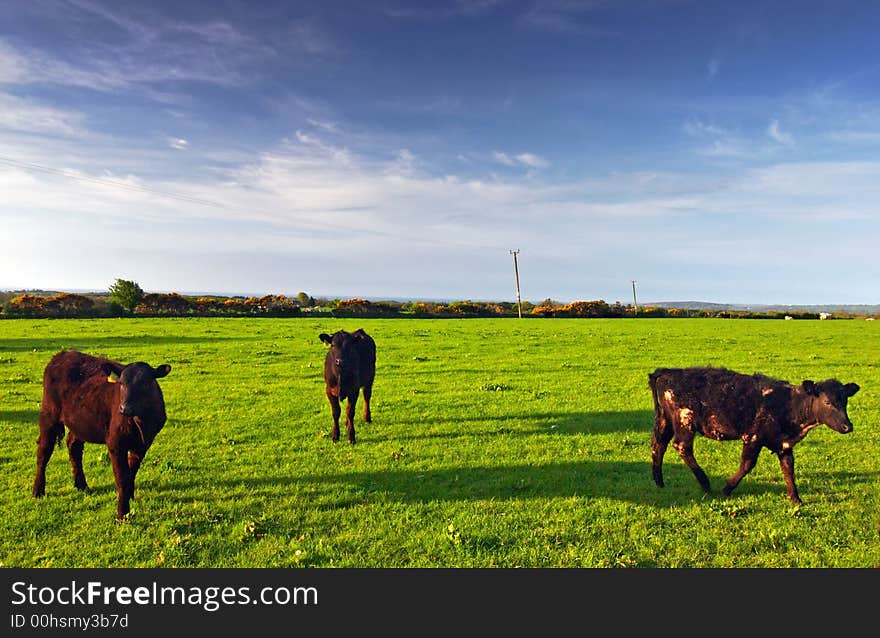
[33,350,171,519]
[649,366,859,504]
[319,329,376,444]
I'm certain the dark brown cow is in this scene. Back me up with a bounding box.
[649,366,860,504]
[32,350,171,519]
[319,329,376,444]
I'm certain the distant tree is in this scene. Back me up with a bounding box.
[108,279,144,313]
[296,291,315,307]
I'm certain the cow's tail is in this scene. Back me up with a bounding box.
[38,403,66,449]
[648,371,668,488]
[53,426,65,449]
[648,371,661,429]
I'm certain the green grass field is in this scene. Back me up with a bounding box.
[1,317,878,567]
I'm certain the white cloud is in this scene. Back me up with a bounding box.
[0,93,89,138]
[493,150,548,169]
[307,118,340,133]
[684,118,796,160]
[515,153,548,168]
[5,116,880,301]
[767,119,793,145]
[683,119,728,138]
[517,2,620,36]
[0,39,124,92]
[0,11,281,100]
[168,138,189,150]
[493,151,516,166]
[827,129,880,143]
[707,57,720,79]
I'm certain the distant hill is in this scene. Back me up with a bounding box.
[647,301,880,315]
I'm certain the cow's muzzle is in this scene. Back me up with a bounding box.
[833,420,853,434]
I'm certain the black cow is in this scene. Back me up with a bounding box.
[33,350,171,519]
[649,366,860,504]
[319,329,376,444]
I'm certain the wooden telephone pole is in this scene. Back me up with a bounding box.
[510,250,522,318]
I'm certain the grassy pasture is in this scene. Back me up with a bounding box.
[0,316,877,568]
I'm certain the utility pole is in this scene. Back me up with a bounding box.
[510,249,522,318]
[631,280,638,312]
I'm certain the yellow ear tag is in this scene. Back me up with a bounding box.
[107,372,119,383]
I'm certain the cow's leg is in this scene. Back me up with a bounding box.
[777,449,801,504]
[109,447,132,520]
[722,440,761,497]
[127,451,143,500]
[66,432,88,491]
[672,432,711,493]
[362,384,372,423]
[326,387,342,443]
[32,413,63,497]
[345,393,358,444]
[651,411,673,488]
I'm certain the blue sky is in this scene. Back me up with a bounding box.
[2,0,879,304]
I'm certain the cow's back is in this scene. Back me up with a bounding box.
[42,351,122,441]
[353,329,376,386]
[650,366,764,435]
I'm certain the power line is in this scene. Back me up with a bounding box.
[0,154,226,209]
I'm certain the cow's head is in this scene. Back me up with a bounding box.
[320,331,359,381]
[103,362,171,418]
[802,379,860,433]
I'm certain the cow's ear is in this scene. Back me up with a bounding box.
[844,382,860,397]
[802,380,818,395]
[153,364,171,379]
[101,363,119,382]
[319,333,332,345]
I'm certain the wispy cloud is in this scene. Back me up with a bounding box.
[826,129,880,143]
[307,118,341,134]
[382,0,504,20]
[767,119,793,145]
[0,39,126,92]
[683,119,754,158]
[5,117,880,300]
[683,117,798,159]
[0,2,314,103]
[168,137,189,150]
[517,1,620,36]
[683,119,728,138]
[493,150,549,168]
[707,57,720,79]
[0,93,89,138]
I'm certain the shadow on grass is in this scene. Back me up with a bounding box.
[0,335,254,352]
[368,410,654,442]
[0,409,39,425]
[136,459,861,508]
